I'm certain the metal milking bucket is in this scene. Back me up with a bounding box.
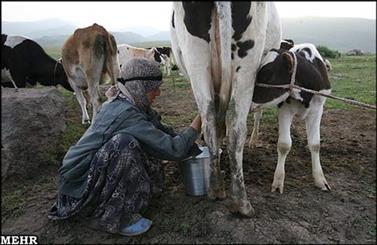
[179,146,222,196]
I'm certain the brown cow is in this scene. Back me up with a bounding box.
[62,23,120,124]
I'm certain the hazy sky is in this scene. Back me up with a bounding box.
[2,1,376,31]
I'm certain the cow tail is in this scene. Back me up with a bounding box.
[215,2,232,138]
[105,34,119,85]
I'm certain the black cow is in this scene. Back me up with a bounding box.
[249,43,331,194]
[1,34,72,91]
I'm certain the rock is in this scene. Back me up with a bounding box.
[1,87,66,181]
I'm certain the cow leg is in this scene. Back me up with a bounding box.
[305,104,330,191]
[8,76,18,90]
[86,76,101,123]
[8,70,26,91]
[166,59,171,76]
[187,70,225,200]
[227,95,254,216]
[75,89,90,124]
[69,79,90,124]
[248,110,263,148]
[272,104,294,193]
[205,109,226,200]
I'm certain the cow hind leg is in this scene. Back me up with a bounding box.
[248,110,263,148]
[71,84,90,124]
[204,108,226,201]
[187,72,225,200]
[86,75,101,123]
[227,98,254,217]
[305,105,330,191]
[272,105,294,194]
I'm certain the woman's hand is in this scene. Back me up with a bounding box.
[190,114,202,133]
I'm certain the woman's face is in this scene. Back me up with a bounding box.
[146,87,161,105]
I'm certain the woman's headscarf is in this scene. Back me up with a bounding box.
[106,58,163,112]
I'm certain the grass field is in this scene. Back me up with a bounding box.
[44,44,376,152]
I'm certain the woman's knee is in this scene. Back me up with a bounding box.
[113,133,140,152]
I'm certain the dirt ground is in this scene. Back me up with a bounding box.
[1,83,376,244]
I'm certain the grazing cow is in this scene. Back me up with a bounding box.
[249,43,331,193]
[62,23,120,124]
[153,46,175,76]
[1,34,72,91]
[117,43,160,69]
[171,2,281,216]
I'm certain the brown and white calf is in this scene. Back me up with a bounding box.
[62,23,120,124]
[249,43,331,193]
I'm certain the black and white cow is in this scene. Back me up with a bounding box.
[171,2,281,216]
[153,46,175,76]
[1,34,72,91]
[249,43,331,193]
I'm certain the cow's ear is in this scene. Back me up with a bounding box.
[282,52,294,74]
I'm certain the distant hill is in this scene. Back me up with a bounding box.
[2,18,77,39]
[112,32,146,45]
[281,17,376,53]
[2,17,375,53]
[146,31,170,41]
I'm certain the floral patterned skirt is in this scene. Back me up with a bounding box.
[48,133,165,234]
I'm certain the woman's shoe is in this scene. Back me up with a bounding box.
[119,217,152,236]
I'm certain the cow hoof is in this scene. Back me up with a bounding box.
[82,120,91,125]
[315,179,331,191]
[208,188,226,200]
[229,200,255,217]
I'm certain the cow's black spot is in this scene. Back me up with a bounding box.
[302,47,312,57]
[154,51,162,63]
[183,2,214,42]
[156,47,171,56]
[237,39,254,58]
[236,66,241,72]
[231,2,252,41]
[1,34,7,45]
[231,43,237,51]
[231,53,234,60]
[171,11,175,28]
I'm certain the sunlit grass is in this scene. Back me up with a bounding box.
[326,55,376,109]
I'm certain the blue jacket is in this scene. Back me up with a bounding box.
[58,97,199,198]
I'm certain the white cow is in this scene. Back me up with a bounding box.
[171,2,281,216]
[117,44,159,70]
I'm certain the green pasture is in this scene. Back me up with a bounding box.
[44,44,376,151]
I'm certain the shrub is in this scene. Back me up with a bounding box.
[316,45,341,58]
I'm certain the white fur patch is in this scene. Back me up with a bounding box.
[250,92,290,112]
[1,68,13,83]
[4,35,28,48]
[260,50,279,68]
[290,43,324,63]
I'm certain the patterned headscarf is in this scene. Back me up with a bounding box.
[110,58,163,111]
